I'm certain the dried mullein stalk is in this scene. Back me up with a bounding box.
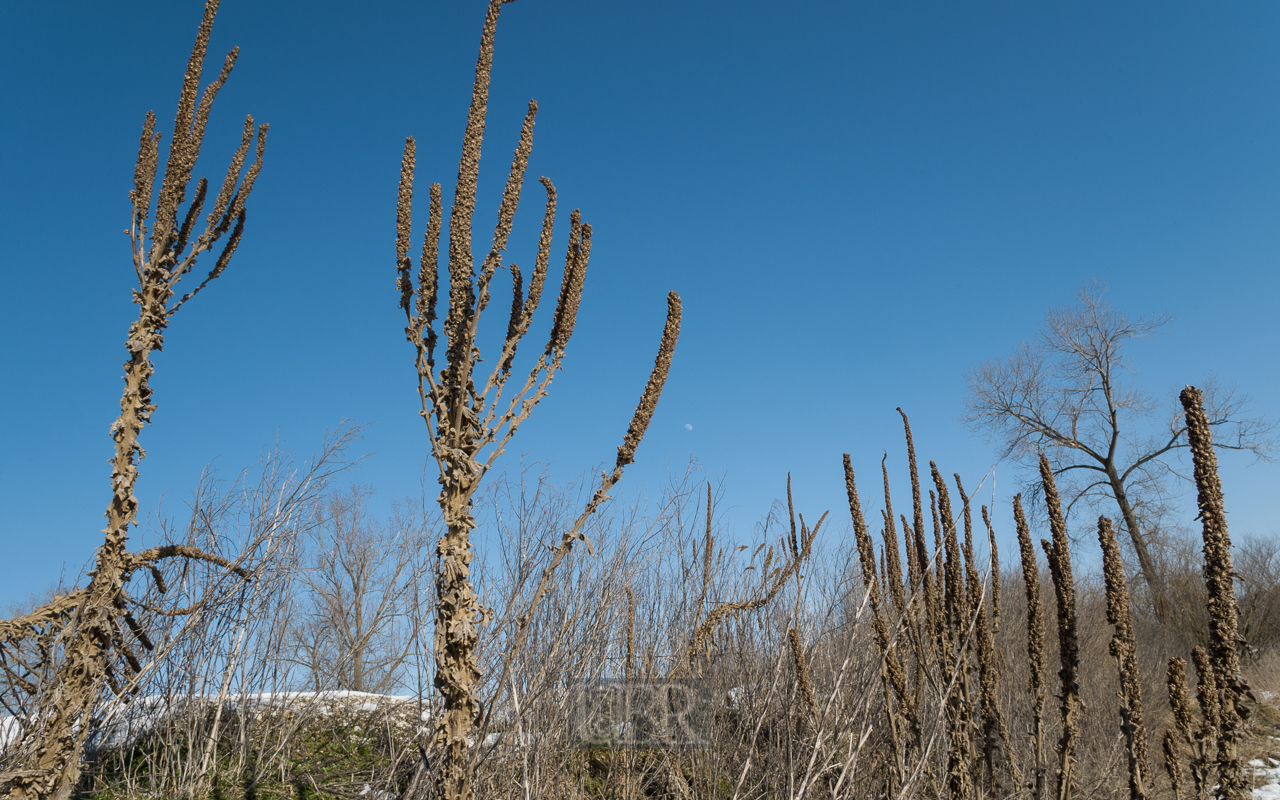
[1163,728,1184,800]
[966,495,1019,796]
[1191,646,1221,800]
[0,3,264,797]
[928,465,975,800]
[881,454,907,613]
[847,456,913,791]
[1180,386,1254,800]
[394,3,681,796]
[1098,515,1149,800]
[1167,656,1210,800]
[1039,454,1080,800]
[788,627,818,720]
[1015,493,1048,800]
[981,504,1001,633]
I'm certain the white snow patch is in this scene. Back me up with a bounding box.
[2,691,433,754]
[1253,761,1280,800]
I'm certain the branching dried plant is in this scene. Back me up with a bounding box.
[685,476,822,672]
[392,2,680,796]
[0,2,266,797]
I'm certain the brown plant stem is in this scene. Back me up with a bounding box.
[1097,515,1150,800]
[1039,454,1080,800]
[1180,386,1253,800]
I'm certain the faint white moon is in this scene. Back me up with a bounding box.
[684,423,693,431]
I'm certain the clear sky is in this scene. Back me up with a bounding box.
[2,0,1278,609]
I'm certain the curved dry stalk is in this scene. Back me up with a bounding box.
[686,474,823,670]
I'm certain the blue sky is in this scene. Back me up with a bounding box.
[2,0,1278,608]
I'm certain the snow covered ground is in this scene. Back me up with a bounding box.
[1251,756,1280,799]
[1,690,433,752]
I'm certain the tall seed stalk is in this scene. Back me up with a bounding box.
[1167,655,1212,800]
[846,456,912,793]
[1015,493,1048,800]
[393,3,679,797]
[1180,386,1253,800]
[1038,454,1080,800]
[1097,515,1149,800]
[0,3,264,797]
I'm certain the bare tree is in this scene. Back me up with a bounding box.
[0,2,267,796]
[963,282,1273,620]
[287,486,428,694]
[393,2,681,797]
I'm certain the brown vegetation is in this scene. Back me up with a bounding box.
[2,1,1277,799]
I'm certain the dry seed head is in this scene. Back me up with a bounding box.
[701,483,714,601]
[1039,454,1070,574]
[789,627,818,718]
[503,264,524,349]
[1183,384,1253,799]
[881,453,906,611]
[1190,646,1220,736]
[396,136,416,313]
[981,504,1001,631]
[479,99,537,307]
[615,292,681,470]
[527,177,555,315]
[131,111,160,227]
[902,514,920,592]
[545,210,586,355]
[227,122,267,226]
[897,408,927,562]
[154,0,222,242]
[1162,728,1184,800]
[499,178,555,375]
[1040,454,1081,800]
[846,455,877,587]
[209,115,255,235]
[1014,494,1045,700]
[444,0,504,355]
[1097,514,1149,797]
[418,183,443,362]
[211,208,246,276]
[1167,656,1193,743]
[173,176,208,259]
[930,464,966,625]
